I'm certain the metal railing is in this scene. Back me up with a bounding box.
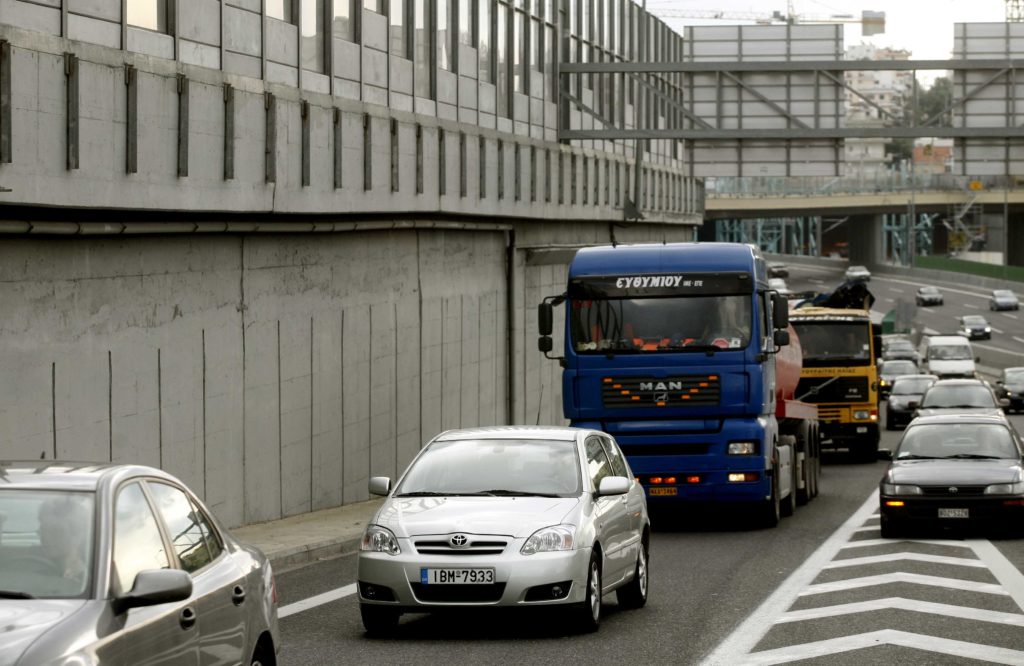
[706,174,1022,197]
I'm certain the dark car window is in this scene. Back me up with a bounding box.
[601,437,629,478]
[147,482,222,573]
[585,437,614,490]
[921,385,996,408]
[898,423,1019,459]
[962,316,986,326]
[113,482,170,594]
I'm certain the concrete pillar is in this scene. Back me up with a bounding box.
[1007,212,1024,267]
[847,214,884,267]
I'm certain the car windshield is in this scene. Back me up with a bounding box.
[897,423,1019,459]
[1005,369,1024,383]
[0,490,95,599]
[569,295,752,353]
[963,316,986,326]
[928,344,972,361]
[920,385,996,408]
[791,321,871,366]
[887,341,914,351]
[396,438,582,497]
[881,361,918,376]
[892,378,934,395]
[920,287,938,294]
[849,266,867,272]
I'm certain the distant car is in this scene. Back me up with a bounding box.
[844,265,871,282]
[958,314,992,341]
[886,374,938,430]
[990,289,1020,311]
[882,339,920,365]
[878,359,920,398]
[913,378,1008,419]
[0,462,279,666]
[915,286,944,306]
[767,262,789,278]
[879,413,1024,537]
[357,426,651,635]
[768,277,792,297]
[995,367,1024,413]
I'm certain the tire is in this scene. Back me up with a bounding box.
[757,462,781,528]
[574,553,603,633]
[360,604,400,637]
[616,539,649,609]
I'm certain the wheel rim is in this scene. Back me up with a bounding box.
[588,560,601,622]
[637,547,648,599]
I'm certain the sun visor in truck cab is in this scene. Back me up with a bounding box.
[568,272,752,299]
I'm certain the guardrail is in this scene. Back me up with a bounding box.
[707,174,1023,198]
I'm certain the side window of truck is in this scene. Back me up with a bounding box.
[585,437,613,490]
[762,292,773,349]
[601,437,629,478]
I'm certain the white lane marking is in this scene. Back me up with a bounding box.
[1003,313,1019,320]
[809,279,825,284]
[841,537,972,550]
[701,491,879,665]
[971,539,1024,613]
[964,303,980,309]
[1014,336,1024,346]
[972,341,1024,358]
[278,583,357,619]
[737,629,1024,666]
[776,597,1024,627]
[993,327,1005,334]
[822,553,985,569]
[800,572,1008,596]
[921,307,935,314]
[851,526,877,533]
[888,287,904,293]
[883,298,894,303]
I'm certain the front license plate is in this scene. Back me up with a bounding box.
[420,568,495,585]
[649,487,677,496]
[938,508,969,519]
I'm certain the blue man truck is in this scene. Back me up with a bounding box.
[538,243,820,526]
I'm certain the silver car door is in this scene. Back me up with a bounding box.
[146,481,249,666]
[96,481,199,666]
[601,436,643,554]
[584,436,630,587]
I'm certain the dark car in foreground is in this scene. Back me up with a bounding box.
[879,414,1024,537]
[915,286,944,306]
[990,289,1020,311]
[996,367,1024,413]
[958,314,992,340]
[878,359,919,398]
[0,462,279,666]
[913,378,1008,419]
[885,374,938,430]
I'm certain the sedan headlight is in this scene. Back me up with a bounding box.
[881,483,922,495]
[985,327,992,332]
[728,441,758,455]
[521,525,576,555]
[985,482,1024,495]
[361,524,401,555]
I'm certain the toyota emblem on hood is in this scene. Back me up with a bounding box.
[449,534,469,548]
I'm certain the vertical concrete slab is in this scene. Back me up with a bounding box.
[279,316,312,517]
[312,311,344,510]
[243,318,281,523]
[441,296,463,430]
[395,296,422,471]
[158,333,204,494]
[477,290,499,426]
[203,319,245,527]
[460,294,480,427]
[342,305,371,503]
[419,295,443,442]
[369,303,396,479]
[0,354,55,460]
[54,351,110,462]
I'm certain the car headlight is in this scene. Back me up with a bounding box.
[985,482,1024,495]
[985,327,992,332]
[521,525,576,555]
[728,441,758,455]
[881,483,922,495]
[880,379,888,387]
[361,525,401,555]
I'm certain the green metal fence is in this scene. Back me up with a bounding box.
[914,256,1024,283]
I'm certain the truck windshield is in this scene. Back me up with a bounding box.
[791,321,871,367]
[569,294,752,354]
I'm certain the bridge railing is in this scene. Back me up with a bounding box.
[705,174,1022,197]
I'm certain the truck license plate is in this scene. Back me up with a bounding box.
[938,508,969,519]
[420,568,494,585]
[649,487,677,496]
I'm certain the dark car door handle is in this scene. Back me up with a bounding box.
[180,606,197,630]
[232,585,246,606]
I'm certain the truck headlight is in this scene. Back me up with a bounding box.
[881,483,922,496]
[853,410,870,420]
[728,441,758,455]
[361,525,401,555]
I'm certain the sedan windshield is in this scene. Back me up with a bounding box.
[0,490,95,599]
[994,290,1015,298]
[891,378,934,395]
[919,287,939,295]
[1005,369,1024,383]
[897,423,1019,459]
[962,316,987,326]
[397,439,582,497]
[921,385,996,408]
[881,361,918,377]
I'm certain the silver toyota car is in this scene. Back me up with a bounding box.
[0,462,279,665]
[357,426,651,635]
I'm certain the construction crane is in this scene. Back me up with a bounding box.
[649,2,885,35]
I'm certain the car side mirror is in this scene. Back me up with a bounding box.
[908,401,919,409]
[114,569,192,614]
[773,329,790,347]
[999,398,1011,408]
[597,476,631,496]
[369,476,392,496]
[877,449,893,461]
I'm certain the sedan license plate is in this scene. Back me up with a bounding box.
[649,487,677,496]
[938,508,969,519]
[420,568,494,585]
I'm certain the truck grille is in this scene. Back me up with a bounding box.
[603,375,720,408]
[816,407,845,423]
[411,583,507,603]
[413,539,508,556]
[796,377,869,403]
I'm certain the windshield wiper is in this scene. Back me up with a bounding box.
[943,454,1005,460]
[476,489,563,497]
[896,454,943,460]
[925,405,990,409]
[0,590,35,599]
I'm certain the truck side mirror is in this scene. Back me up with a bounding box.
[538,336,553,353]
[873,335,882,357]
[773,329,790,347]
[538,302,554,336]
[772,293,788,328]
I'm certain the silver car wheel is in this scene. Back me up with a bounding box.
[637,547,648,598]
[587,558,601,623]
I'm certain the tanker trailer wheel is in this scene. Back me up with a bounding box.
[809,424,821,499]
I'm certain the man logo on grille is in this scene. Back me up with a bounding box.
[450,534,469,548]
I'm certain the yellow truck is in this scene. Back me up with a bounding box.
[787,307,881,462]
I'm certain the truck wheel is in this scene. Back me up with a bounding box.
[757,462,781,528]
[781,455,797,517]
[796,447,810,506]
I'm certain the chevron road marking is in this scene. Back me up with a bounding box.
[841,537,973,550]
[822,552,986,569]
[800,572,1009,596]
[776,597,1024,627]
[738,629,1024,666]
